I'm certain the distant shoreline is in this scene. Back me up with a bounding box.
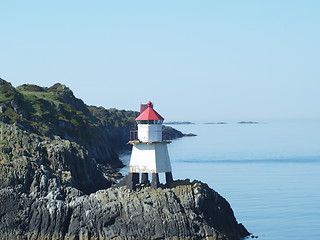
[237,121,259,124]
[165,121,195,125]
[166,121,260,125]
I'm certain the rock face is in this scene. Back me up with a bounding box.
[0,122,117,194]
[162,125,184,140]
[0,79,138,168]
[0,181,249,240]
[0,78,250,240]
[0,78,139,193]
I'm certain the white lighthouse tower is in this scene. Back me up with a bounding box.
[127,101,173,189]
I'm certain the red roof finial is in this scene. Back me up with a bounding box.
[135,101,164,121]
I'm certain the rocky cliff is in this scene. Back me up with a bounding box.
[0,180,249,240]
[0,78,249,240]
[0,78,138,194]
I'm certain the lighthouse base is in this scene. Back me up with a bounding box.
[129,142,171,173]
[126,172,174,190]
[127,141,173,190]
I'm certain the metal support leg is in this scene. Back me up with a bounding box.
[127,173,140,190]
[141,173,149,184]
[126,173,134,190]
[165,172,173,185]
[151,173,160,189]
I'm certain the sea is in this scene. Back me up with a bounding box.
[119,120,320,240]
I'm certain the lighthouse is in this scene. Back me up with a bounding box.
[127,101,173,190]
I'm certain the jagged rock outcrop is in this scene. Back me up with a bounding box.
[162,125,184,140]
[0,122,119,194]
[0,181,249,240]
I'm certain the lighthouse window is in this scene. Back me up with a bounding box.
[136,120,163,124]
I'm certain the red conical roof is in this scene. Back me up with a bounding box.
[135,101,164,121]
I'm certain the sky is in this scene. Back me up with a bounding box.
[1,0,319,122]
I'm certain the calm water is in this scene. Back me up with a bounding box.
[120,121,320,240]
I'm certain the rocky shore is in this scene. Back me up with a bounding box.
[0,78,250,240]
[0,180,249,240]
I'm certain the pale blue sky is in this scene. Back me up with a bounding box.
[1,1,319,122]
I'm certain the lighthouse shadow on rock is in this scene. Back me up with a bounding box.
[127,101,173,190]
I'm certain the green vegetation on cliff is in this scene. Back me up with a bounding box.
[0,79,137,135]
[0,77,139,194]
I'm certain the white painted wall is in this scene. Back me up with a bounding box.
[129,142,171,173]
[138,124,162,142]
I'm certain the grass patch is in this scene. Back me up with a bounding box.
[0,84,18,103]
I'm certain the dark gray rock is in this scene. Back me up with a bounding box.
[162,125,184,140]
[0,181,249,240]
[0,123,112,194]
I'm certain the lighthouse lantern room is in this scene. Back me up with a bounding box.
[127,101,173,190]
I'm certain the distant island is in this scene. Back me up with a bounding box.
[165,121,195,124]
[183,133,197,137]
[204,122,228,124]
[237,121,259,124]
